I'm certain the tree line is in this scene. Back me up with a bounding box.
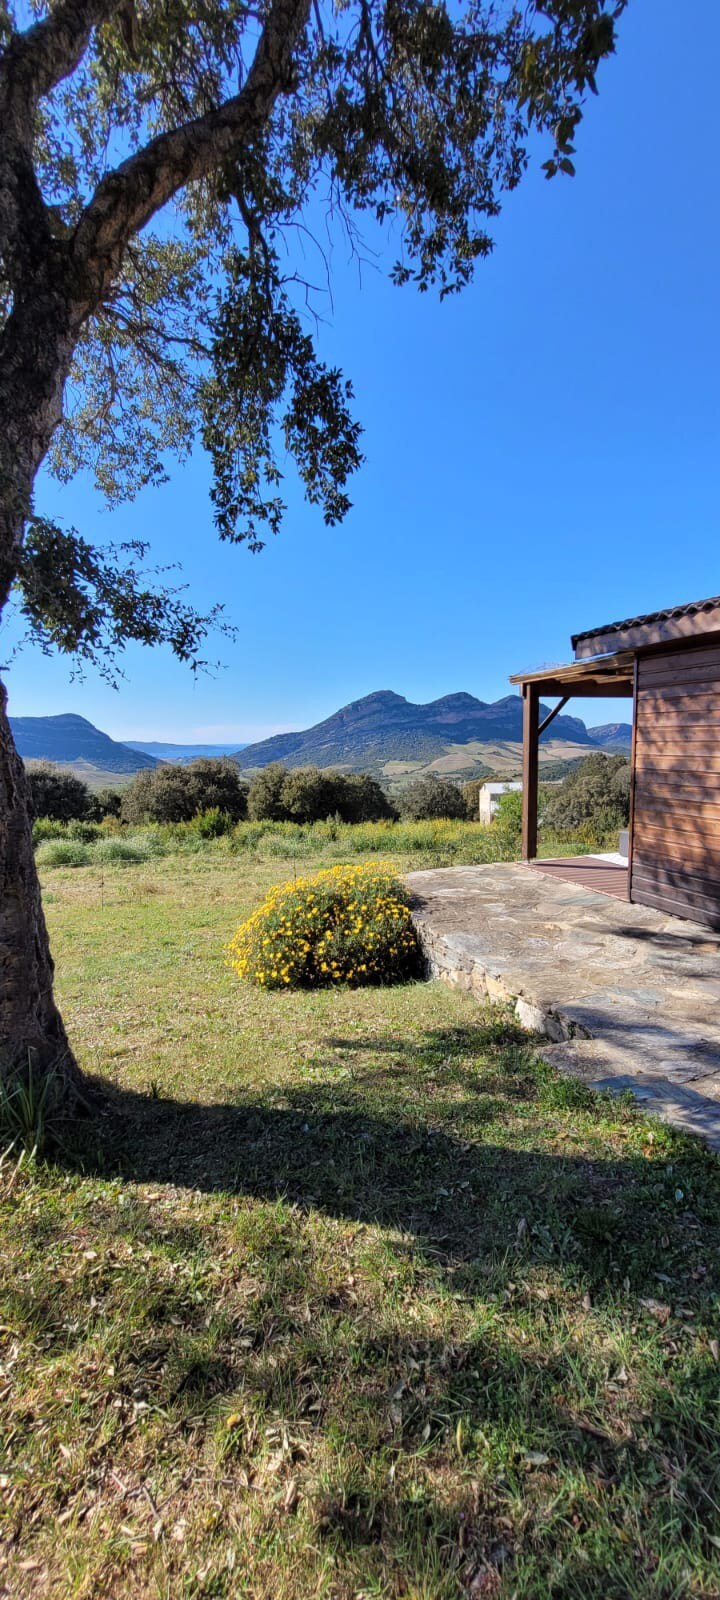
[27,752,631,835]
[28,759,475,825]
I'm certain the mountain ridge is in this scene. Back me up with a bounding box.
[9,697,633,790]
[234,689,630,777]
[9,714,158,775]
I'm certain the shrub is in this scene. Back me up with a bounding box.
[194,807,235,839]
[398,775,466,821]
[98,814,124,835]
[338,773,397,823]
[121,759,248,824]
[32,817,67,844]
[93,837,151,864]
[65,819,101,842]
[278,766,341,823]
[35,839,91,868]
[493,788,523,840]
[227,862,421,990]
[26,763,92,822]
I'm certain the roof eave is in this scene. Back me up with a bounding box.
[572,600,720,659]
[509,652,635,697]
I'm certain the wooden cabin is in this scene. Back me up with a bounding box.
[511,594,720,930]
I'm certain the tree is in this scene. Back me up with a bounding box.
[278,766,397,822]
[399,775,466,821]
[247,763,289,822]
[0,0,626,1101]
[462,777,484,819]
[121,757,248,822]
[542,751,630,839]
[338,774,397,824]
[278,766,341,823]
[26,762,92,822]
[92,787,123,819]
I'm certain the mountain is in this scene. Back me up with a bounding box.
[126,740,247,762]
[235,690,595,778]
[10,714,159,775]
[587,723,633,752]
[10,699,632,795]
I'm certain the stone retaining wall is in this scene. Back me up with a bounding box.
[411,912,589,1042]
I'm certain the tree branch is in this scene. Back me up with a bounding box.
[0,0,123,121]
[0,0,124,287]
[72,0,311,299]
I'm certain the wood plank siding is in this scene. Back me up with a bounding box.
[630,643,720,927]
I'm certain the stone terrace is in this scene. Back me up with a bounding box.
[407,862,720,1150]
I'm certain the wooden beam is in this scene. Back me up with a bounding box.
[628,655,639,903]
[538,694,570,736]
[522,682,539,860]
[511,677,634,698]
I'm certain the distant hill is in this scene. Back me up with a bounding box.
[10,699,632,795]
[587,723,633,752]
[126,740,247,762]
[235,690,599,781]
[10,714,158,775]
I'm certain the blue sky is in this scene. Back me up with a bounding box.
[4,0,718,743]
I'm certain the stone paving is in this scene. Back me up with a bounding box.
[407,863,720,1150]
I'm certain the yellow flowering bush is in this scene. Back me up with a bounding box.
[226,862,421,990]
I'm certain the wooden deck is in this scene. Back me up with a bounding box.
[527,856,629,900]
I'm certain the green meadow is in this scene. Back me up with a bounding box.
[2,840,719,1598]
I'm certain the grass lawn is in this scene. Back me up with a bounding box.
[2,848,720,1598]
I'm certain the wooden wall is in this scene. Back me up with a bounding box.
[630,641,720,927]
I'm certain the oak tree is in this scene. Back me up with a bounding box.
[0,0,625,1103]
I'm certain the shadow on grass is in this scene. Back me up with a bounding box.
[10,1021,720,1596]
[64,1022,720,1306]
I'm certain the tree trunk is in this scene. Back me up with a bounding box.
[0,679,81,1099]
[0,295,83,1104]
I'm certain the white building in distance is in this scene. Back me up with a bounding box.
[478,781,522,824]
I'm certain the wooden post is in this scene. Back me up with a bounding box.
[522,682,539,860]
[627,654,639,903]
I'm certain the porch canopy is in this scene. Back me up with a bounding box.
[509,651,634,860]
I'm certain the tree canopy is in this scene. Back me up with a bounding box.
[120,757,249,822]
[1,0,626,674]
[26,761,94,822]
[398,774,466,820]
[247,763,396,822]
[542,751,630,837]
